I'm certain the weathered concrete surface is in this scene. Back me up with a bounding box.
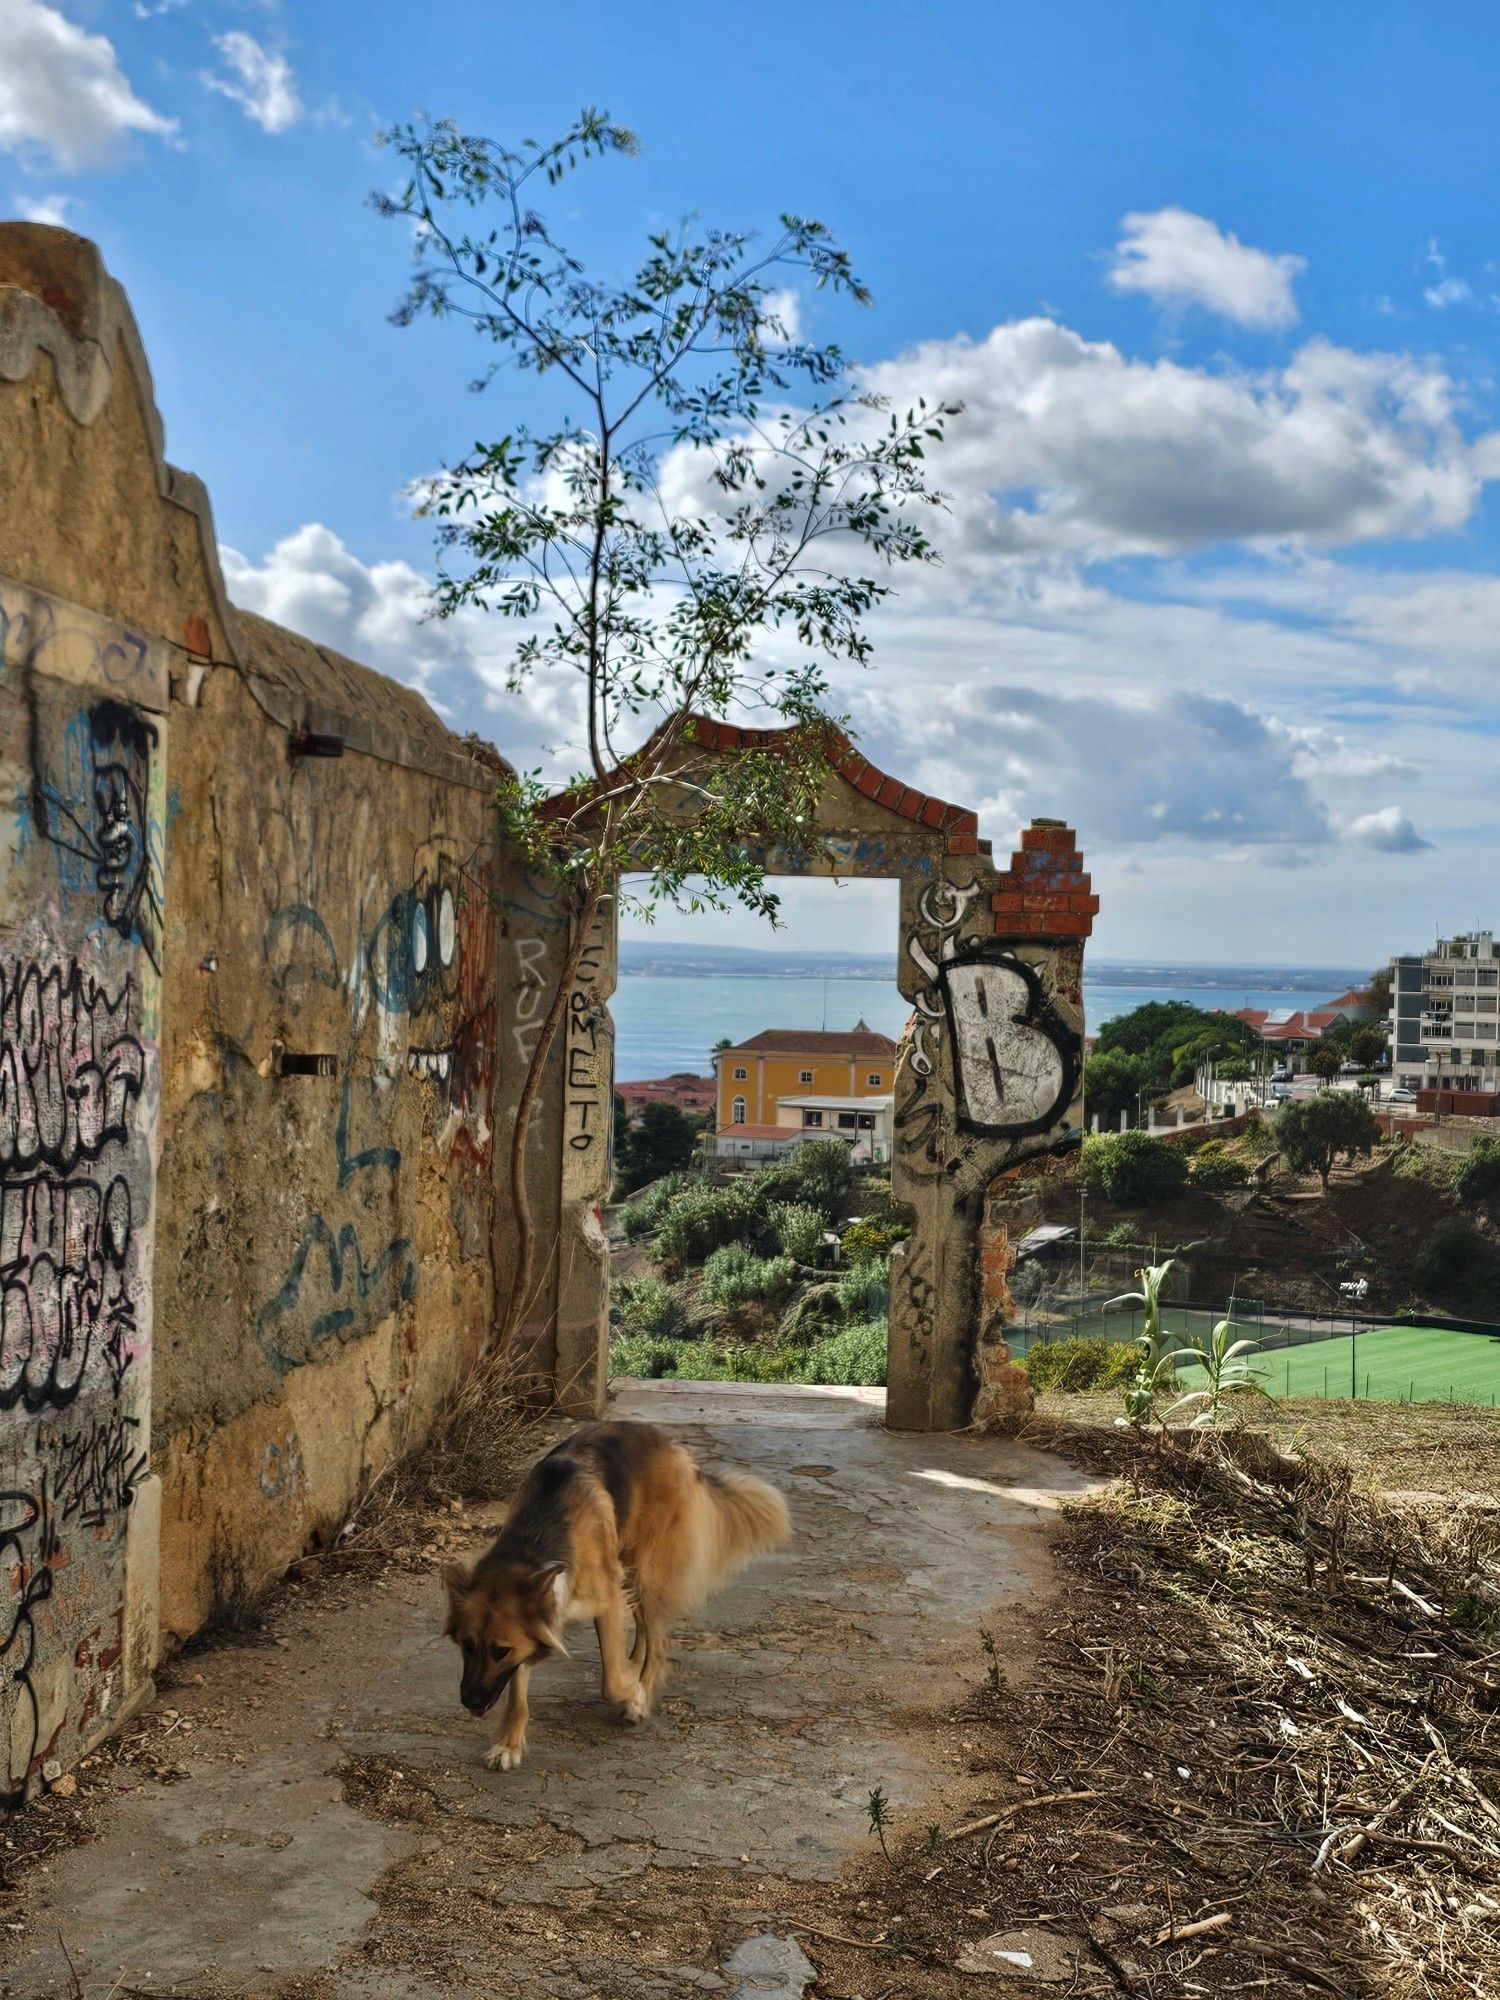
[0,1384,1094,1998]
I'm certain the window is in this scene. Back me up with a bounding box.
[733,1066,747,1081]
[802,1109,823,1128]
[837,1112,857,1130]
[857,1112,875,1130]
[799,1070,814,1084]
[867,1072,883,1087]
[732,1097,746,1124]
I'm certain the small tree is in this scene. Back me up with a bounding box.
[614,1100,702,1198]
[1275,1090,1381,1191]
[1084,1046,1144,1127]
[377,113,957,1349]
[1306,1041,1343,1082]
[1349,1024,1387,1067]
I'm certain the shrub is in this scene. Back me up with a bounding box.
[1191,1140,1249,1191]
[1105,1221,1137,1249]
[612,1276,682,1339]
[837,1257,890,1322]
[841,1216,910,1262]
[1023,1336,1141,1392]
[779,1283,845,1345]
[702,1243,795,1306]
[1455,1138,1500,1207]
[1079,1130,1189,1206]
[769,1201,824,1264]
[1417,1215,1483,1290]
[652,1182,756,1268]
[752,1136,854,1219]
[620,1172,693,1241]
[801,1319,888,1387]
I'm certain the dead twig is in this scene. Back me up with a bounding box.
[948,1789,1106,1840]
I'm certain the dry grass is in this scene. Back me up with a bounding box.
[796,1417,1499,1999]
[1038,1390,1500,1500]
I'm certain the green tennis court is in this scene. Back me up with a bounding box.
[1186,1324,1500,1405]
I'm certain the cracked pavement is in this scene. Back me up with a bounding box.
[0,1382,1093,1998]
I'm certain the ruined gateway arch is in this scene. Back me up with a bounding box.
[534,720,1096,1432]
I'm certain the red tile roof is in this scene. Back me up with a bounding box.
[715,1123,794,1141]
[721,1028,898,1059]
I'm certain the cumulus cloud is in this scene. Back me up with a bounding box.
[1109,207,1304,328]
[203,32,302,135]
[1343,806,1433,853]
[15,190,75,226]
[867,683,1332,850]
[0,0,176,170]
[221,525,464,696]
[753,321,1493,567]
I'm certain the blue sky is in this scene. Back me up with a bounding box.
[5,0,1500,966]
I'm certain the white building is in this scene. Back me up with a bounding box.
[711,1093,893,1164]
[1389,932,1500,1097]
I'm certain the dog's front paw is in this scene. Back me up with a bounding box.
[483,1740,525,1771]
[621,1691,650,1726]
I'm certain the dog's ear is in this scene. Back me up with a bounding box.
[527,1562,570,1655]
[438,1561,472,1632]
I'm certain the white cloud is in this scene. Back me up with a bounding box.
[1343,806,1433,854]
[203,31,302,135]
[15,190,75,226]
[1109,207,1304,328]
[673,320,1490,570]
[0,0,176,170]
[760,288,802,342]
[1423,240,1474,310]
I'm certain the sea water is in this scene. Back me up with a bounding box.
[611,972,1350,1080]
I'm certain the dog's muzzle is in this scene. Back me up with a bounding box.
[463,1664,517,1717]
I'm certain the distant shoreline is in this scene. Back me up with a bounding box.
[619,947,1368,993]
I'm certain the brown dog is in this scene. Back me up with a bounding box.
[440,1419,790,1769]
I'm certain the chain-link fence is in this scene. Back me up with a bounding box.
[1006,1297,1500,1406]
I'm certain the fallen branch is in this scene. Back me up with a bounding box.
[1147,1911,1231,1948]
[948,1790,1105,1841]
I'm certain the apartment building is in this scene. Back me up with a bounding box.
[1389,932,1500,1103]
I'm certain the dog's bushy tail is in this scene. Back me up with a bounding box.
[687,1466,790,1606]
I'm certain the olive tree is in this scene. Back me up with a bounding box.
[1275,1090,1381,1192]
[376,112,958,1348]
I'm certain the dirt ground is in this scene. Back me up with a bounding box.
[0,1382,1096,2000]
[2,1386,1494,2000]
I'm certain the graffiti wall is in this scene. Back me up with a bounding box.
[0,576,164,1800]
[151,647,507,1641]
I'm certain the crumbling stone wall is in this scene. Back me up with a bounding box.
[0,223,528,1783]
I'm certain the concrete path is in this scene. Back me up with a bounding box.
[0,1383,1092,1999]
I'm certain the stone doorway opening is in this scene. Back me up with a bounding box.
[610,875,905,1395]
[539,721,1095,1432]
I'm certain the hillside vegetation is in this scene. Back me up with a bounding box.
[609,1138,902,1386]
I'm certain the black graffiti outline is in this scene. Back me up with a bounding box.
[33,702,162,973]
[46,1411,148,1529]
[0,1172,134,1414]
[0,960,144,1177]
[0,1483,55,1809]
[939,945,1081,1140]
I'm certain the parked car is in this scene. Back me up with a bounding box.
[1338,1060,1365,1076]
[1270,1066,1292,1083]
[1388,1086,1419,1105]
[1269,1083,1292,1102]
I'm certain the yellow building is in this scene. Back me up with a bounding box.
[713,1024,898,1133]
